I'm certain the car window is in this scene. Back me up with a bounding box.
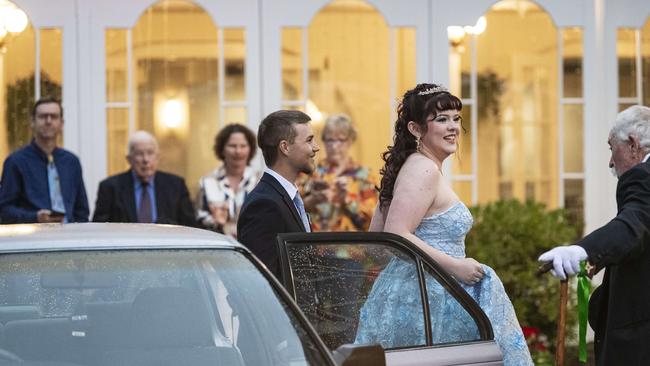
[0,249,329,366]
[423,263,481,344]
[284,242,426,350]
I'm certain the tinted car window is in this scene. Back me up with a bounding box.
[423,264,481,344]
[285,243,426,350]
[0,249,328,366]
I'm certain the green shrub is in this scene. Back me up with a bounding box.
[465,199,583,354]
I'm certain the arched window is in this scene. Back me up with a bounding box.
[281,0,415,172]
[450,0,584,221]
[105,0,247,195]
[0,0,62,166]
[617,14,650,111]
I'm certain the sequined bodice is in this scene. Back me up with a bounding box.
[414,201,473,258]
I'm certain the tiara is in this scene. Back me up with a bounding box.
[417,85,449,96]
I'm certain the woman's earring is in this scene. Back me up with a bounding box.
[416,136,422,152]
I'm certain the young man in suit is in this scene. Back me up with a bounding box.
[237,110,320,277]
[539,105,650,365]
[92,130,196,227]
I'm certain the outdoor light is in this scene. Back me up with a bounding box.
[447,26,466,47]
[0,1,27,51]
[470,16,487,35]
[3,6,26,33]
[448,16,487,47]
[306,99,323,122]
[161,98,184,129]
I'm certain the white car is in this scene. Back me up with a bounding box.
[0,223,382,366]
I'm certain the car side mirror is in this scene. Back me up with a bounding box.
[332,343,385,366]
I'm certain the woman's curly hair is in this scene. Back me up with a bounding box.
[378,83,462,210]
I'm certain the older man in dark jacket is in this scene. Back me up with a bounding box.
[539,105,650,365]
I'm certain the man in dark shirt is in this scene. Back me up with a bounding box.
[0,98,89,223]
[92,130,196,227]
[539,105,650,364]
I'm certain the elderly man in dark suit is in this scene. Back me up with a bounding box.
[539,105,650,365]
[92,130,196,227]
[237,110,320,277]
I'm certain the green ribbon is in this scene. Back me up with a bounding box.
[577,260,591,363]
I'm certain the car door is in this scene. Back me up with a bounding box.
[277,232,504,366]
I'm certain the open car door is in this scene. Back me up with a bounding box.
[277,232,504,366]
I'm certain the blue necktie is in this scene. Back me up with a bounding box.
[293,193,311,232]
[138,181,153,223]
[47,155,66,221]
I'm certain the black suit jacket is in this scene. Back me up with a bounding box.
[576,160,650,365]
[237,172,307,277]
[92,170,197,227]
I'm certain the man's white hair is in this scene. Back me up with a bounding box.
[127,130,159,155]
[610,105,650,152]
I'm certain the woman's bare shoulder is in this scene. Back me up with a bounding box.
[400,154,441,179]
[392,154,441,197]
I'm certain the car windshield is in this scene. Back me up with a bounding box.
[0,248,328,366]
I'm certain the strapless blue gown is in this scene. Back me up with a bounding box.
[355,202,532,366]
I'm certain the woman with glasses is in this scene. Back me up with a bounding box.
[298,114,378,232]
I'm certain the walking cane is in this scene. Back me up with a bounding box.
[539,261,592,366]
[538,261,567,366]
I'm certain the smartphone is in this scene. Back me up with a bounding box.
[312,180,329,191]
[49,210,65,219]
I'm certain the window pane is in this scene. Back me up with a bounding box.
[282,104,305,112]
[308,0,403,174]
[563,104,583,173]
[395,27,416,97]
[564,179,584,227]
[452,105,473,175]
[619,103,637,112]
[2,18,35,164]
[452,181,473,205]
[106,29,128,103]
[39,28,62,100]
[617,28,637,98]
[285,242,425,350]
[423,264,481,344]
[449,28,471,99]
[223,107,246,125]
[132,0,220,197]
[107,108,129,175]
[223,28,245,101]
[562,27,582,98]
[642,18,650,107]
[476,2,558,208]
[281,28,303,101]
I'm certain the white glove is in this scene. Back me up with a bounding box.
[538,245,588,280]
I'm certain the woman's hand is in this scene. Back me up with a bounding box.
[449,257,485,285]
[304,190,328,211]
[209,203,229,226]
[304,180,330,211]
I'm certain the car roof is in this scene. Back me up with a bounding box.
[0,223,243,253]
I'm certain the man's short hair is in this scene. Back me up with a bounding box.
[610,105,650,152]
[32,98,63,119]
[127,130,159,155]
[257,110,311,166]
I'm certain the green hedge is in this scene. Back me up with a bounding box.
[465,199,583,357]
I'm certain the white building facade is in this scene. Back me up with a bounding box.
[1,0,650,234]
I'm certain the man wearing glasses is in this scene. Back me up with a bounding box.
[0,98,89,223]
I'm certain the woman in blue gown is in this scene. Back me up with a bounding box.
[355,83,532,365]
